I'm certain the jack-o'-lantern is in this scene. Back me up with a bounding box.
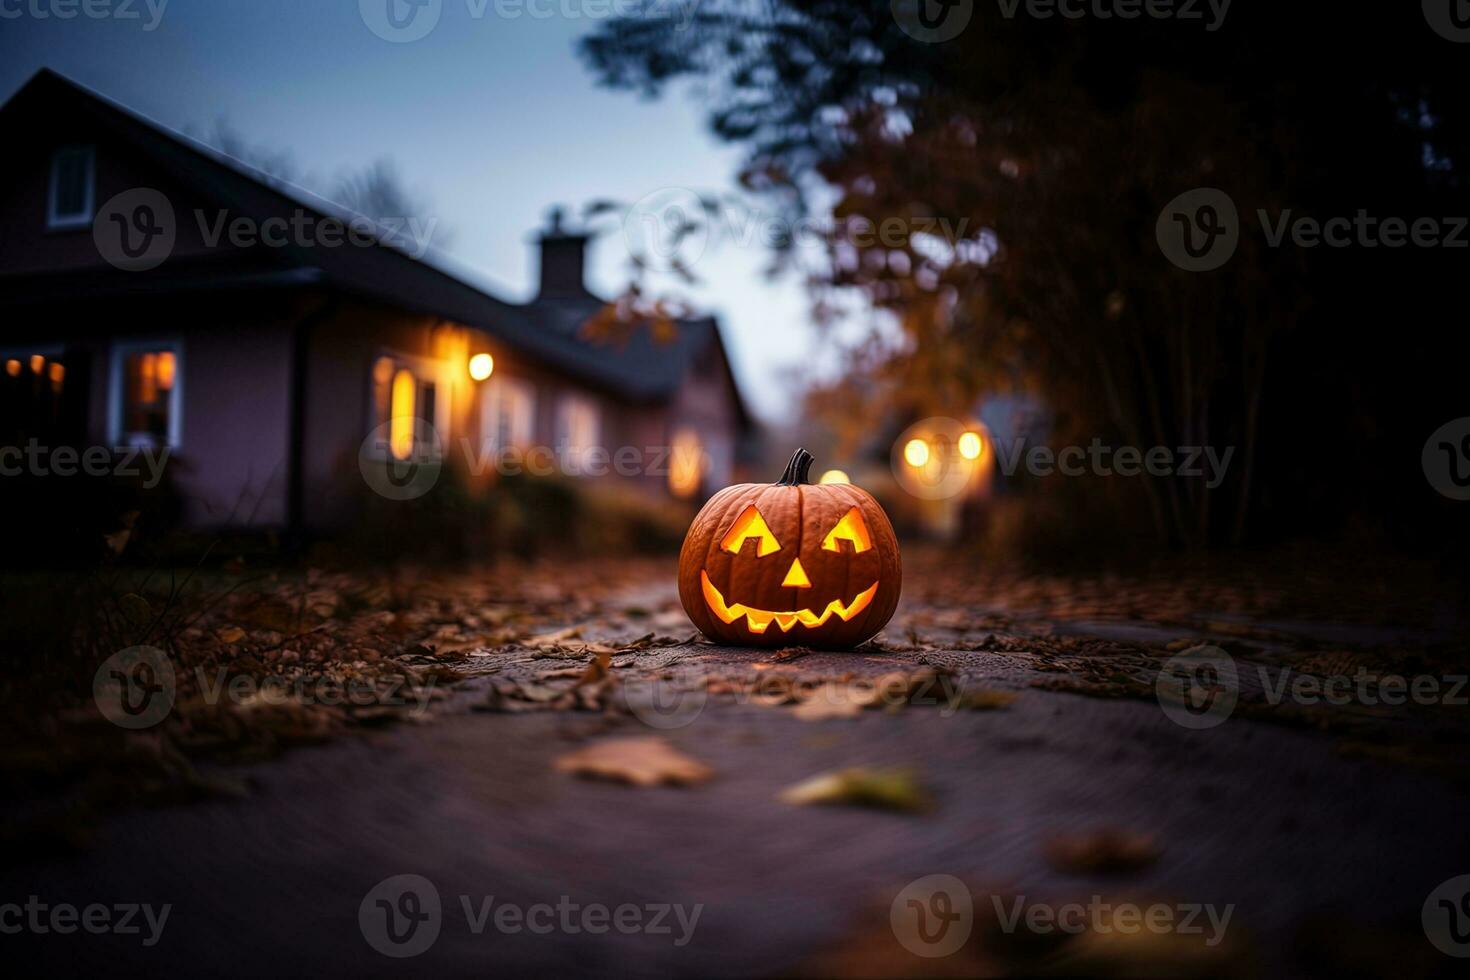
[678,449,901,648]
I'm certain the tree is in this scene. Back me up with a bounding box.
[581,2,1470,549]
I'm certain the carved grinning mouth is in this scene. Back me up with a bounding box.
[700,570,879,634]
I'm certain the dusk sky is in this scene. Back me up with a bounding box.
[0,0,821,421]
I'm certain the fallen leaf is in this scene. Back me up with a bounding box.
[554,737,712,787]
[778,767,932,812]
[218,626,246,644]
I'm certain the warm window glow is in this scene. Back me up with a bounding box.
[469,353,494,381]
[959,431,983,460]
[668,428,704,498]
[372,356,395,385]
[48,362,64,386]
[720,505,781,557]
[5,360,18,377]
[818,469,849,484]
[119,347,177,446]
[822,507,873,554]
[903,438,930,468]
[389,368,416,460]
[29,354,44,374]
[156,350,177,390]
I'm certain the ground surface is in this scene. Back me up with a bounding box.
[4,550,1469,977]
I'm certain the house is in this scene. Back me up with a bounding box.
[0,69,752,535]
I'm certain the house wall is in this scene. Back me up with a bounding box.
[0,108,255,276]
[1,291,303,528]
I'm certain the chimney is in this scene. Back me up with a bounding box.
[536,206,591,300]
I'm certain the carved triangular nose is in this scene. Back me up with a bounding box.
[781,556,812,588]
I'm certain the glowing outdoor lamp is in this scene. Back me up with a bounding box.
[903,438,931,468]
[958,431,984,460]
[468,352,495,381]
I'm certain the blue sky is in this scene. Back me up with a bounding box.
[0,0,823,421]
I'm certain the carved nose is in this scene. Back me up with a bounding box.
[781,557,812,588]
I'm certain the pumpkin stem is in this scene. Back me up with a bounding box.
[777,448,815,486]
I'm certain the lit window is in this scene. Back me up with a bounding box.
[110,342,181,448]
[668,428,705,498]
[47,145,95,229]
[368,352,444,458]
[556,394,600,472]
[482,376,536,450]
[2,348,67,448]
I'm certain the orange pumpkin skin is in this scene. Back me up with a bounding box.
[678,449,901,648]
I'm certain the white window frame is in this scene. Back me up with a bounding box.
[555,393,601,473]
[47,145,96,230]
[108,338,184,450]
[363,348,453,461]
[481,376,537,450]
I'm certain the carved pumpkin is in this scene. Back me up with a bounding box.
[678,449,901,648]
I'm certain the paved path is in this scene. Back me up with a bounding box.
[6,579,1470,977]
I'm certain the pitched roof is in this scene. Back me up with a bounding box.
[0,69,749,423]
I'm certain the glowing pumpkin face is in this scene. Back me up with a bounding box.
[678,449,902,648]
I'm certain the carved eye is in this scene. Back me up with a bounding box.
[721,505,782,557]
[822,507,872,554]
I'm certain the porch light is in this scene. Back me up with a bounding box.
[469,353,494,381]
